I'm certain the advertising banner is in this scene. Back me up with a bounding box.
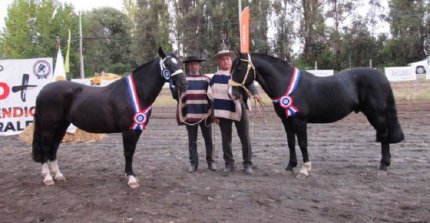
[0,58,53,135]
[384,67,416,81]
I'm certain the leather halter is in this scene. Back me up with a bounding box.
[228,53,256,97]
[159,56,184,81]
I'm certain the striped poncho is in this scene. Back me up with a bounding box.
[178,75,211,124]
[207,70,242,121]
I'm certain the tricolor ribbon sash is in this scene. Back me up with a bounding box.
[126,74,152,131]
[272,67,301,118]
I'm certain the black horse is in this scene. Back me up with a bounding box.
[229,53,404,177]
[32,47,187,188]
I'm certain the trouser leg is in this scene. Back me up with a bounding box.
[235,103,252,167]
[200,122,214,163]
[219,118,234,166]
[186,124,198,167]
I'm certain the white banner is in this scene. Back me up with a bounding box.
[384,67,416,81]
[306,69,334,77]
[0,58,53,135]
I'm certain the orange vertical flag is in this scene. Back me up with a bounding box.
[240,7,250,53]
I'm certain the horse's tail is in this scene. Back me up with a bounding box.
[384,89,404,144]
[32,111,44,163]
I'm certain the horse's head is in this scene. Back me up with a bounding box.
[228,51,256,100]
[158,47,187,93]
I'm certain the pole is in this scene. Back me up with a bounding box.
[79,13,85,79]
[238,0,242,25]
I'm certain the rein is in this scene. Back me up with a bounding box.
[176,87,212,127]
[229,53,266,124]
[228,53,256,97]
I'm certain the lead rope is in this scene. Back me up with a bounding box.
[176,88,212,127]
[249,94,266,137]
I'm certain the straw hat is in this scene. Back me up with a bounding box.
[183,56,206,64]
[212,49,236,61]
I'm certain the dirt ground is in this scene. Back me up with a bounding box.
[1,83,429,223]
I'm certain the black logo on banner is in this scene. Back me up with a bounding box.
[11,74,37,102]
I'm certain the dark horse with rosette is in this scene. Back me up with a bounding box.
[32,47,187,188]
[228,52,404,178]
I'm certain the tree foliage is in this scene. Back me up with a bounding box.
[1,0,430,75]
[385,0,428,65]
[82,7,133,76]
[0,0,77,65]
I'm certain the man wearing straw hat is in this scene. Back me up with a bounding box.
[208,49,260,174]
[177,56,216,173]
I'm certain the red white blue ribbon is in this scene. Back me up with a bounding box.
[273,67,301,118]
[126,74,152,131]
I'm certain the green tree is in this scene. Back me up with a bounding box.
[296,0,327,67]
[249,0,270,53]
[82,7,132,76]
[385,0,427,65]
[270,0,295,61]
[341,20,382,68]
[173,0,204,57]
[325,0,355,70]
[0,0,77,69]
[133,0,171,64]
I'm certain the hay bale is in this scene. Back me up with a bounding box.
[19,124,107,144]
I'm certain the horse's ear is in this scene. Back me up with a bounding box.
[158,47,166,58]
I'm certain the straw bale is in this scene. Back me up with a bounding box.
[19,124,107,144]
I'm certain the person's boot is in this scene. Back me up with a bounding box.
[188,164,197,173]
[223,162,235,173]
[244,163,253,175]
[208,162,217,171]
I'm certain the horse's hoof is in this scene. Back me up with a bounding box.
[285,168,295,175]
[128,182,140,189]
[43,179,55,186]
[55,175,66,182]
[296,172,309,180]
[377,170,388,177]
[128,176,139,189]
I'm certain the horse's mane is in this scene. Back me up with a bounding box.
[252,53,294,69]
[132,58,158,73]
[132,53,178,73]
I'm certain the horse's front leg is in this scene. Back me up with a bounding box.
[122,131,141,189]
[295,120,311,178]
[41,162,55,186]
[283,120,297,173]
[378,142,391,175]
[49,160,66,182]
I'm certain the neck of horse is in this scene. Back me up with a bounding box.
[253,55,296,99]
[133,59,166,107]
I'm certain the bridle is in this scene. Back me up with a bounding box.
[228,53,256,97]
[159,56,184,81]
[228,53,267,126]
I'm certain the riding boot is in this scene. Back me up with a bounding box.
[223,162,235,173]
[188,164,197,173]
[208,162,217,171]
[244,163,253,175]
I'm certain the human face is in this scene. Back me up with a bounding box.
[217,55,232,71]
[188,62,201,75]
[188,62,200,73]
